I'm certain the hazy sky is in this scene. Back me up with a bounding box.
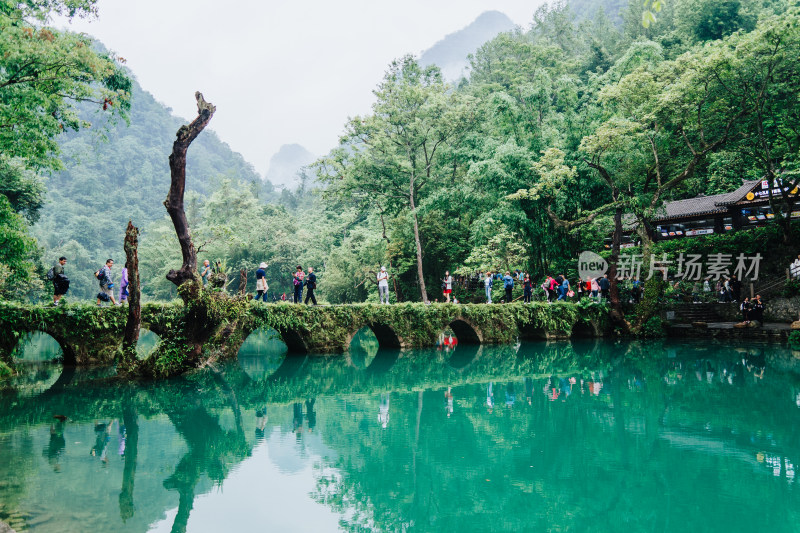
[58,0,544,175]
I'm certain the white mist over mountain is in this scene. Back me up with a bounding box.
[266,10,519,189]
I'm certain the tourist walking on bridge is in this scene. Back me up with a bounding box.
[49,256,69,305]
[442,271,453,303]
[503,271,514,303]
[484,272,493,303]
[254,262,268,301]
[598,274,610,300]
[377,266,390,304]
[293,266,305,304]
[558,274,570,301]
[305,267,318,305]
[523,274,532,303]
[95,259,116,306]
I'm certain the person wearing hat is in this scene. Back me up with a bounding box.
[254,262,269,301]
[377,266,390,304]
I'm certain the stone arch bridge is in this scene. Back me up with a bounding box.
[0,301,608,366]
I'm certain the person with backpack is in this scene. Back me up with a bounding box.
[304,267,318,305]
[254,262,268,301]
[95,259,117,306]
[523,274,532,303]
[293,266,305,304]
[502,271,514,303]
[49,256,69,305]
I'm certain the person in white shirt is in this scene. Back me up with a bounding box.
[377,266,390,304]
[791,255,800,279]
[484,272,493,303]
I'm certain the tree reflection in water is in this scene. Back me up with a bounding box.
[0,340,799,532]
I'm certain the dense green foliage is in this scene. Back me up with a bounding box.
[2,0,799,308]
[0,0,130,297]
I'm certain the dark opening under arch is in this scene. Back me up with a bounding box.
[279,328,308,354]
[448,319,481,344]
[571,321,596,339]
[518,324,548,341]
[367,323,402,349]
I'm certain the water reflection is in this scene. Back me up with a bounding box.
[13,331,63,362]
[0,341,799,532]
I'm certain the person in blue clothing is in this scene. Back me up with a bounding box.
[503,271,514,303]
[558,274,570,301]
[523,274,532,303]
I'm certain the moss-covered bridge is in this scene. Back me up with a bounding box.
[0,301,609,366]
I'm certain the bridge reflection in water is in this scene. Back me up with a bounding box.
[1,340,799,532]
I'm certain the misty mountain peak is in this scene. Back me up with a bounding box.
[419,11,516,81]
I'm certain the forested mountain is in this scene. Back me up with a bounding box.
[419,11,516,81]
[31,72,274,299]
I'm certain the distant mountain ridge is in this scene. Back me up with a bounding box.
[419,11,516,81]
[265,144,317,189]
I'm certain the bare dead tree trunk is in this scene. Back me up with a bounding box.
[122,221,141,360]
[165,92,216,289]
[238,269,247,295]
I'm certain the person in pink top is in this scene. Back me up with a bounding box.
[293,265,305,304]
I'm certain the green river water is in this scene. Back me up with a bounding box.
[1,329,799,532]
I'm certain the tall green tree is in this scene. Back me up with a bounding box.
[318,56,476,302]
[0,0,130,300]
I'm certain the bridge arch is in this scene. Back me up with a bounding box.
[12,330,76,365]
[236,328,289,381]
[518,324,548,341]
[278,328,309,354]
[447,318,482,344]
[571,320,598,338]
[366,322,402,349]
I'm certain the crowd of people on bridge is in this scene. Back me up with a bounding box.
[431,270,620,305]
[44,256,768,324]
